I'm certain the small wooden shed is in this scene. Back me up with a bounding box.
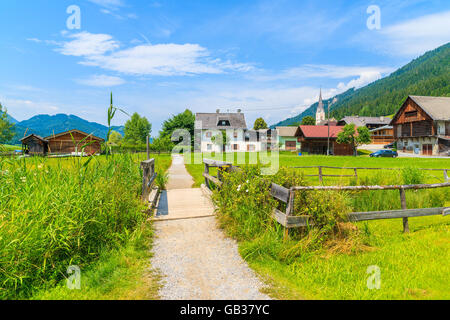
[45,129,104,155]
[20,134,49,155]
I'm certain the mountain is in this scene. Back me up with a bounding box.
[8,114,124,145]
[271,42,450,128]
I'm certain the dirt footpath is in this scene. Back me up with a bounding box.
[151,155,270,300]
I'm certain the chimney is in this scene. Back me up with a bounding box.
[216,109,220,113]
[237,109,241,113]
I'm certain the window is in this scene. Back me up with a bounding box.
[217,120,231,126]
[205,132,212,138]
[207,144,212,151]
[405,111,418,118]
[234,131,238,138]
[233,144,239,151]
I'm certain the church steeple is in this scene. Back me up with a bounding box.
[316,89,325,124]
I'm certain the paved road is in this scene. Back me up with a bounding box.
[151,155,270,300]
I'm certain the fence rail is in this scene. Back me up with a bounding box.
[202,159,450,236]
[290,165,449,183]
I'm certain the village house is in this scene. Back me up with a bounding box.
[391,95,450,156]
[296,125,353,156]
[369,125,394,145]
[21,129,104,156]
[275,126,301,151]
[195,110,269,152]
[337,116,391,130]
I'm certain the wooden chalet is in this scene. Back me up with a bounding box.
[391,96,450,156]
[21,129,104,156]
[20,134,49,155]
[370,125,394,145]
[296,125,353,156]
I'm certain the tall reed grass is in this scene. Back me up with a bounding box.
[0,154,146,299]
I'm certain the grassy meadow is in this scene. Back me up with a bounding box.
[0,152,171,300]
[186,151,450,299]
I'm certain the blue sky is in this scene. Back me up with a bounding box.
[1,0,449,134]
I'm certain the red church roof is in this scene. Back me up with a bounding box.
[298,125,345,139]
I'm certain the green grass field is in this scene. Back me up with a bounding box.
[186,151,450,300]
[0,153,171,300]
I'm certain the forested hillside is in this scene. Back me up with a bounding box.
[272,42,450,127]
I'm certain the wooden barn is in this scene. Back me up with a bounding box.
[45,130,104,155]
[20,134,49,155]
[391,96,450,156]
[370,125,394,145]
[296,125,354,156]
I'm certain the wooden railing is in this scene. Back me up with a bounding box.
[202,158,450,236]
[271,182,450,235]
[141,159,158,209]
[290,165,449,183]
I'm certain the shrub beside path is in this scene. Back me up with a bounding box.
[151,155,270,300]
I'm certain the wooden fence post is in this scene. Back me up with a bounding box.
[204,163,210,189]
[284,189,295,240]
[146,136,150,160]
[399,188,409,233]
[318,166,323,183]
[354,168,358,180]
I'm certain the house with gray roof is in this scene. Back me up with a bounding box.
[337,116,391,129]
[391,95,450,156]
[195,110,269,152]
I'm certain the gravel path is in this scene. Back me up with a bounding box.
[151,155,270,300]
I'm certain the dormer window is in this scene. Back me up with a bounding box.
[217,120,231,126]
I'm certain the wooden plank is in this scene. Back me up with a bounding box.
[202,173,223,187]
[141,158,155,169]
[400,188,409,233]
[270,183,290,203]
[272,208,287,227]
[348,207,449,222]
[292,182,450,191]
[292,165,449,172]
[272,209,315,228]
[203,158,232,167]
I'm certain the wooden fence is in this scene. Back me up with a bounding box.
[140,158,158,209]
[202,158,450,236]
[290,165,449,183]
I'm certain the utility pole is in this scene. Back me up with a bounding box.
[327,102,330,156]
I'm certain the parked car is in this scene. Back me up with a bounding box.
[384,142,395,149]
[370,149,398,158]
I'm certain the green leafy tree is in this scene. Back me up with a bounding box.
[301,116,316,125]
[253,117,268,130]
[124,113,152,144]
[107,130,123,146]
[336,124,371,156]
[151,135,174,154]
[0,103,15,144]
[160,109,195,145]
[211,130,230,152]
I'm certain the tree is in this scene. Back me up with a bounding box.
[124,113,151,144]
[107,130,123,146]
[211,130,230,152]
[0,103,15,144]
[301,116,316,125]
[160,109,195,145]
[253,117,268,130]
[151,135,174,154]
[336,124,371,156]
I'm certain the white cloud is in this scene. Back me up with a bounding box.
[380,10,450,56]
[57,32,120,57]
[75,75,125,87]
[355,10,450,57]
[88,0,124,8]
[56,32,253,76]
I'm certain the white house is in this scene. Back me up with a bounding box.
[195,110,270,152]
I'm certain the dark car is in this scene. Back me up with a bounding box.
[384,142,395,149]
[370,149,398,158]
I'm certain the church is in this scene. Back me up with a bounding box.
[315,89,326,125]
